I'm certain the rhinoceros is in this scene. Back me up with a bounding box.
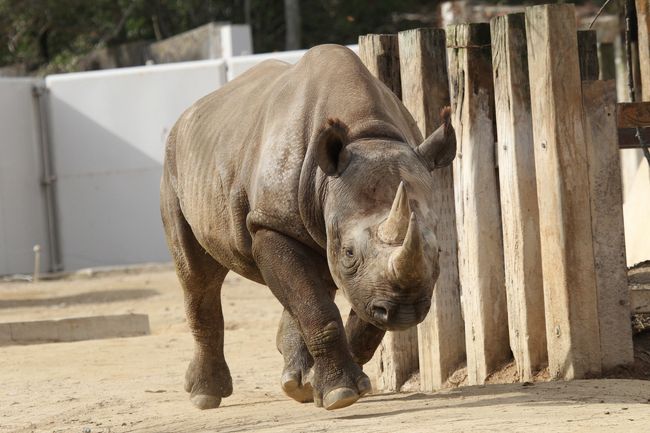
[160,44,456,411]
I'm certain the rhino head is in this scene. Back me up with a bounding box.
[316,109,456,331]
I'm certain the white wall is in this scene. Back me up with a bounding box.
[45,60,227,270]
[624,159,650,266]
[0,78,50,275]
[220,25,253,58]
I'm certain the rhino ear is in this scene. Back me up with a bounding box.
[315,118,351,176]
[415,106,456,170]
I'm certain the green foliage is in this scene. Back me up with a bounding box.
[0,0,246,72]
[0,0,611,74]
[300,0,433,48]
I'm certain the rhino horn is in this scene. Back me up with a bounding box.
[388,212,427,286]
[378,181,411,244]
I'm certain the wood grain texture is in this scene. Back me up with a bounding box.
[637,0,650,101]
[582,80,635,370]
[446,23,511,386]
[358,34,402,98]
[359,33,417,391]
[617,102,650,128]
[398,27,466,391]
[525,3,602,380]
[490,13,547,382]
[577,30,599,81]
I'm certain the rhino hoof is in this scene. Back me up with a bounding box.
[190,394,222,410]
[357,376,372,396]
[323,387,359,410]
[281,371,314,403]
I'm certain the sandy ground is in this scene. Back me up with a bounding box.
[1,267,650,433]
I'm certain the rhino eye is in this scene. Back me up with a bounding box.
[341,246,359,275]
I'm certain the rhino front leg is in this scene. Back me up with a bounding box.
[161,175,232,410]
[277,309,314,403]
[277,305,383,403]
[253,229,371,410]
[346,309,386,366]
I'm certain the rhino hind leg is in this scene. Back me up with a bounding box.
[277,309,314,403]
[161,174,232,410]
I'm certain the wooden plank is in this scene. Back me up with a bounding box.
[578,30,599,81]
[525,3,602,380]
[583,80,635,370]
[617,102,650,128]
[447,23,510,386]
[397,27,466,391]
[358,33,417,392]
[637,0,650,101]
[0,314,151,346]
[490,13,547,382]
[631,289,650,313]
[358,34,402,98]
[618,127,650,148]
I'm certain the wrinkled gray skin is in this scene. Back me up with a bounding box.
[160,44,456,411]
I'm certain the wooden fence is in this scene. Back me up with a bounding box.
[358,2,650,392]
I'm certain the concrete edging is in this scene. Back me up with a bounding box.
[0,313,150,346]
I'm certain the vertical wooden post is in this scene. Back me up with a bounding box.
[582,80,635,369]
[578,30,599,81]
[525,3,602,380]
[447,23,511,386]
[358,33,417,391]
[576,26,634,371]
[576,34,632,370]
[398,28,466,391]
[490,13,547,382]
[638,0,650,101]
[358,34,402,99]
[616,21,644,202]
[617,6,645,205]
[598,42,617,80]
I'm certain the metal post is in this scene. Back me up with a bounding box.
[32,84,63,272]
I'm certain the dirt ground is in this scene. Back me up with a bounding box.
[2,266,650,433]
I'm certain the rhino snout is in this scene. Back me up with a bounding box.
[368,297,431,331]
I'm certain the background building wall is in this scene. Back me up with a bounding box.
[0,78,51,275]
[0,49,320,275]
[45,60,227,270]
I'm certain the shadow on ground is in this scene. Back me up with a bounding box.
[333,379,650,420]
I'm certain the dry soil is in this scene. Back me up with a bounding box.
[1,266,649,433]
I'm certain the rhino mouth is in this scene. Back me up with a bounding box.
[367,297,431,331]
